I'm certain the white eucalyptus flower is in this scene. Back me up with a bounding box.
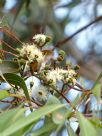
[32,85,49,104]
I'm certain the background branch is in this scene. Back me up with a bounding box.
[55,16,102,48]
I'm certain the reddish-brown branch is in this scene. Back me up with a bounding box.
[55,16,102,48]
[0,27,23,45]
[0,49,18,57]
[68,84,82,92]
[0,100,13,103]
[0,40,18,53]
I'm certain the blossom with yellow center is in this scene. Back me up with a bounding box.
[32,85,49,104]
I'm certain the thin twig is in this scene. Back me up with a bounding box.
[0,100,12,103]
[0,27,23,45]
[0,99,16,104]
[0,49,18,57]
[68,84,82,92]
[31,97,43,107]
[0,40,18,53]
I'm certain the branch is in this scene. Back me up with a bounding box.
[0,40,18,53]
[55,16,102,48]
[0,49,18,57]
[0,27,23,45]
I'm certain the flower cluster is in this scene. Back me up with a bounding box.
[12,34,79,104]
[19,43,45,63]
[40,68,77,90]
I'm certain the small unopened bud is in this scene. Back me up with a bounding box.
[48,79,53,84]
[30,81,34,89]
[57,56,64,62]
[74,65,80,70]
[19,59,26,65]
[59,50,65,57]
[67,78,72,84]
[49,88,54,94]
[45,65,50,70]
[45,36,52,43]
[16,48,21,53]
[13,58,18,62]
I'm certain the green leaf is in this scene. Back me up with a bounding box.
[91,71,102,100]
[0,16,9,28]
[76,111,97,136]
[95,127,102,136]
[72,94,80,107]
[0,90,10,100]
[66,124,77,136]
[31,119,57,136]
[1,104,64,136]
[90,119,102,136]
[92,71,102,90]
[47,96,67,124]
[11,123,34,136]
[52,107,67,124]
[92,83,101,100]
[54,95,80,132]
[12,0,30,25]
[2,73,32,110]
[3,73,30,101]
[0,60,19,74]
[0,108,24,132]
[46,95,60,105]
[12,0,25,25]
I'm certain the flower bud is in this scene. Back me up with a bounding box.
[59,50,65,57]
[74,65,80,70]
[57,56,64,62]
[30,81,34,89]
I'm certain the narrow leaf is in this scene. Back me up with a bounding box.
[0,90,10,100]
[92,71,102,90]
[3,73,31,106]
[0,60,19,74]
[31,121,56,136]
[1,104,64,136]
[0,108,24,132]
[66,124,77,136]
[76,111,97,136]
[92,83,101,100]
